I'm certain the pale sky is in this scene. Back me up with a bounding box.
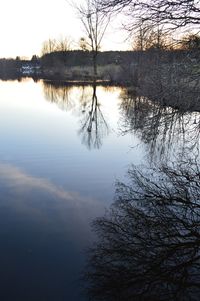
[0,0,128,58]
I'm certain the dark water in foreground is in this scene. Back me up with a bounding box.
[0,79,199,300]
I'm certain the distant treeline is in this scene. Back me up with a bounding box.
[41,49,196,67]
[0,56,40,80]
[0,49,198,82]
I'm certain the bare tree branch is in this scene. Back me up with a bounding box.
[99,0,200,33]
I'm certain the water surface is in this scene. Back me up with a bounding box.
[0,79,199,300]
[0,79,145,300]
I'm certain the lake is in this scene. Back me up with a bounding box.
[0,79,199,300]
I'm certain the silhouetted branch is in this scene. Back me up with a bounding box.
[99,0,200,32]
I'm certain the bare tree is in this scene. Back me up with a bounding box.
[72,0,111,78]
[132,22,169,50]
[41,37,72,55]
[83,158,200,300]
[41,38,57,56]
[56,36,73,52]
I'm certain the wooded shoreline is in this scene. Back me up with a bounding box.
[0,49,199,112]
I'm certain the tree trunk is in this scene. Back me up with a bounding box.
[92,51,97,79]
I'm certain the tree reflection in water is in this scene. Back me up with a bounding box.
[42,81,75,112]
[78,83,109,150]
[83,158,200,301]
[42,81,109,149]
[119,90,200,161]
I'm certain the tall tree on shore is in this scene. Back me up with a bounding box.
[72,0,111,78]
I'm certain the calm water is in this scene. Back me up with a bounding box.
[0,79,199,300]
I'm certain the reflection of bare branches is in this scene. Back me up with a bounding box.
[83,159,200,301]
[78,84,110,150]
[119,91,200,162]
[42,81,75,112]
[42,81,110,149]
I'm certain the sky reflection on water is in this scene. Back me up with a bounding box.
[0,79,144,300]
[0,79,199,300]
